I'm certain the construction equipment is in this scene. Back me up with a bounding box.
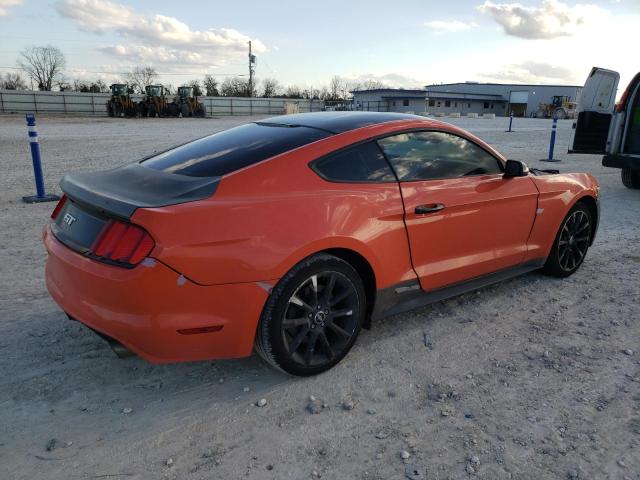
[168,86,205,117]
[137,85,169,117]
[106,84,136,117]
[536,96,577,120]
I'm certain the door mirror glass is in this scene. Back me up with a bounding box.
[503,159,529,178]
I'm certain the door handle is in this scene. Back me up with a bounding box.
[415,203,445,214]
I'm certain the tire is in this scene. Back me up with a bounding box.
[542,203,592,278]
[553,108,567,120]
[621,167,640,189]
[167,103,179,117]
[255,253,366,376]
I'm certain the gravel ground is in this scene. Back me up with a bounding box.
[0,114,638,480]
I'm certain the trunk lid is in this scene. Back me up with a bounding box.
[53,163,218,259]
[60,163,219,220]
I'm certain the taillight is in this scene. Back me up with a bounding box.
[91,219,155,266]
[50,194,67,219]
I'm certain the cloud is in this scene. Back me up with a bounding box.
[477,0,603,39]
[480,61,580,84]
[345,72,423,89]
[424,20,478,33]
[0,0,22,16]
[55,0,266,67]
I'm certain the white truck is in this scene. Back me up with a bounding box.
[570,67,640,189]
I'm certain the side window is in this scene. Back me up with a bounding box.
[377,131,503,181]
[312,142,396,183]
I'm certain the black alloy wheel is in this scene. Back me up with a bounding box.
[283,271,359,367]
[255,254,365,376]
[543,203,592,277]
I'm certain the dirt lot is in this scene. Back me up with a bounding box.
[0,114,638,480]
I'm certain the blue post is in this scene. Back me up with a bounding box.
[505,111,514,132]
[22,113,60,203]
[541,117,560,162]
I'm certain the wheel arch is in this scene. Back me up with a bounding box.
[273,241,380,328]
[573,194,599,245]
[320,247,377,327]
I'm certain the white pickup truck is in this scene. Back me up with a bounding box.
[570,67,640,189]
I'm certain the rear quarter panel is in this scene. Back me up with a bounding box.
[525,173,599,262]
[132,124,423,288]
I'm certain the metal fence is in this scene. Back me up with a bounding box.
[0,89,325,117]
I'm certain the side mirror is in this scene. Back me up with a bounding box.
[503,159,529,178]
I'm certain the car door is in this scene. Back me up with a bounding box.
[569,67,620,154]
[377,130,538,291]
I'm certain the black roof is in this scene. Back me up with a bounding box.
[258,111,421,134]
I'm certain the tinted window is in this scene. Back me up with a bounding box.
[312,142,396,183]
[142,123,331,177]
[377,131,502,181]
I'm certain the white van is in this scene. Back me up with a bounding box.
[569,67,640,189]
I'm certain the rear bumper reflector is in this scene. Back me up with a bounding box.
[177,325,224,335]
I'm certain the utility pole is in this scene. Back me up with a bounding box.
[248,41,256,97]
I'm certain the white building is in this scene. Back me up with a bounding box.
[351,82,582,117]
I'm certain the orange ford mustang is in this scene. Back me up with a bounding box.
[44,112,600,375]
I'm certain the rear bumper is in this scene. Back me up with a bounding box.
[43,225,270,363]
[603,154,640,170]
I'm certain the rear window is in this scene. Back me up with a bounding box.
[142,123,332,177]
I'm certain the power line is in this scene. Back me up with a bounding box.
[0,66,247,76]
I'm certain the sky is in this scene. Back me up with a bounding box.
[0,0,638,91]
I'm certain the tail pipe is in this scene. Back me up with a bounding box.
[68,315,136,359]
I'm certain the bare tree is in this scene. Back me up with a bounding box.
[261,78,280,98]
[283,84,303,99]
[18,45,66,91]
[1,72,28,90]
[72,79,89,92]
[220,77,253,97]
[187,79,203,96]
[317,86,330,100]
[93,79,108,93]
[203,74,219,96]
[359,79,386,90]
[127,66,158,93]
[328,76,343,100]
[74,80,106,93]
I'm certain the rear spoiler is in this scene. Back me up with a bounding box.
[60,163,219,219]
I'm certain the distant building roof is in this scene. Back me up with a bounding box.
[425,82,582,89]
[425,91,506,101]
[380,95,425,100]
[351,88,425,94]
